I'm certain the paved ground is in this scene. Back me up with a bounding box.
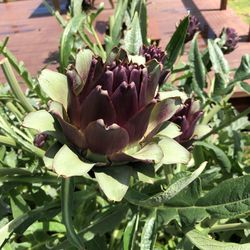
[0,0,249,93]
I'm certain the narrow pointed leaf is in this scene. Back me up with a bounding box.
[186,229,250,250]
[141,210,157,250]
[140,162,206,207]
[164,16,189,69]
[124,12,143,55]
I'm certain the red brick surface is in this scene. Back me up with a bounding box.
[0,0,249,95]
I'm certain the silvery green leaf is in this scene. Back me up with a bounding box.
[186,229,250,250]
[38,69,68,110]
[95,166,132,201]
[23,110,56,133]
[159,137,190,165]
[53,145,94,177]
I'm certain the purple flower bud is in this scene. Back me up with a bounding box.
[170,99,202,148]
[140,45,166,63]
[34,133,48,148]
[140,45,170,86]
[219,27,239,54]
[185,15,200,43]
[51,49,178,157]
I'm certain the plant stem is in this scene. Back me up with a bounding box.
[61,177,85,250]
[200,106,250,140]
[0,135,16,147]
[0,58,35,113]
[209,222,250,233]
[201,93,233,125]
[42,0,67,28]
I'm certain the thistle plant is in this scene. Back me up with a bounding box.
[23,48,192,201]
[219,27,239,54]
[185,15,200,43]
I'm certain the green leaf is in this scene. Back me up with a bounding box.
[124,12,143,55]
[188,33,206,96]
[194,141,231,172]
[208,39,229,81]
[43,142,62,170]
[53,145,95,177]
[75,49,93,93]
[95,165,132,201]
[159,137,190,165]
[10,192,29,219]
[62,177,85,249]
[23,110,56,133]
[141,210,157,250]
[134,164,155,184]
[0,201,60,249]
[123,214,139,250]
[38,69,68,110]
[240,81,250,94]
[186,229,250,250]
[234,54,250,82]
[110,0,128,42]
[157,122,182,138]
[125,143,163,164]
[164,16,189,69]
[72,0,83,17]
[60,14,85,71]
[196,175,250,218]
[140,162,206,207]
[133,0,148,45]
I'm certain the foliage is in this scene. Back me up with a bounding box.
[0,0,250,249]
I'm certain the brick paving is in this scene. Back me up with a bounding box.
[0,0,249,95]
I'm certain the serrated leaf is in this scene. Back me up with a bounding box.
[124,12,143,55]
[186,229,250,250]
[240,81,250,94]
[140,162,206,207]
[53,145,94,177]
[38,69,68,109]
[164,16,189,69]
[123,214,138,250]
[208,39,229,81]
[189,33,206,95]
[141,210,157,250]
[194,141,231,172]
[234,54,250,82]
[60,14,85,71]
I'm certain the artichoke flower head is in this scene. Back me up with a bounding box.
[23,48,191,201]
[219,27,239,54]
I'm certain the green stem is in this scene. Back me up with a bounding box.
[6,101,24,120]
[61,177,85,250]
[0,135,16,147]
[201,93,232,125]
[0,58,35,113]
[0,40,43,99]
[91,27,106,60]
[209,222,250,233]
[200,106,250,141]
[42,0,67,28]
[0,175,61,184]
